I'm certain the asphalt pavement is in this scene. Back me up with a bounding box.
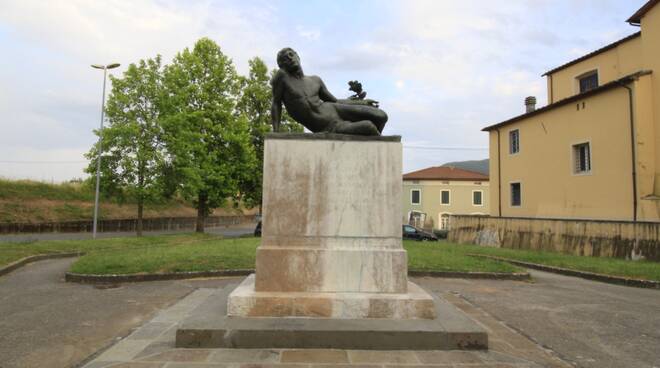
[0,257,237,368]
[417,271,660,368]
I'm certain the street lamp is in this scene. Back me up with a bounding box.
[91,63,120,239]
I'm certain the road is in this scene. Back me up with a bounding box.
[0,223,257,243]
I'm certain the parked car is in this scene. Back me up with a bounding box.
[402,224,438,241]
[254,221,262,237]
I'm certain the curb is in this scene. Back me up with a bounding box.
[469,254,660,290]
[65,269,254,284]
[65,268,531,284]
[0,252,82,277]
[409,270,531,281]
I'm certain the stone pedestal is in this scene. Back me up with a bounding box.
[227,133,435,319]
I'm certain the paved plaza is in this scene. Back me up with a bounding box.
[1,258,659,368]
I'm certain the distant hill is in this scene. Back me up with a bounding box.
[441,159,489,175]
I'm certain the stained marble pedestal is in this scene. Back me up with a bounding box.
[227,133,436,319]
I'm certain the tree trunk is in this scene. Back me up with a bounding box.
[137,197,144,237]
[196,192,207,233]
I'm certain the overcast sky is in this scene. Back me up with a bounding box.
[0,0,646,182]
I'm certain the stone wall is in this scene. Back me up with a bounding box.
[448,215,660,261]
[0,215,256,234]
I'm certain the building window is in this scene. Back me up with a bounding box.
[573,142,591,174]
[411,189,421,205]
[440,213,451,230]
[509,129,520,154]
[473,190,483,206]
[440,190,450,205]
[578,71,598,93]
[510,182,521,207]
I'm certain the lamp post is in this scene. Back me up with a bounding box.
[91,63,120,239]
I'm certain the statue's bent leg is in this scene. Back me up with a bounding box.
[335,104,388,133]
[332,120,380,136]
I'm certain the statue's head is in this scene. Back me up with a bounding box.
[276,47,301,72]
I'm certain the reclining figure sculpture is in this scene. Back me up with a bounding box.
[271,47,388,136]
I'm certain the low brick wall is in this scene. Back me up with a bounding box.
[0,215,256,234]
[448,215,660,261]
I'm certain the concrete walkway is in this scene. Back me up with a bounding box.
[80,282,570,368]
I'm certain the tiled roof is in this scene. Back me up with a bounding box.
[482,70,652,132]
[403,166,488,181]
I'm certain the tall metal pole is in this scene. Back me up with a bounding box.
[92,67,108,239]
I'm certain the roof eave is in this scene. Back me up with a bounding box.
[482,70,652,132]
[541,32,641,77]
[403,177,489,181]
[627,0,660,24]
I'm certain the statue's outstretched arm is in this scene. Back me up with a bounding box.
[318,76,379,107]
[318,77,338,103]
[271,72,284,132]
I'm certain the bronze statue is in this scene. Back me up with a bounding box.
[271,48,388,136]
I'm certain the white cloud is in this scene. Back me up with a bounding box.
[0,0,286,181]
[0,0,642,180]
[296,26,321,41]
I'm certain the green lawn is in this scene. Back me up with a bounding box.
[453,243,660,282]
[1,235,658,282]
[404,241,520,273]
[0,233,215,268]
[70,236,258,274]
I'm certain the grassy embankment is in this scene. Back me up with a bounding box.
[0,178,249,223]
[1,235,659,281]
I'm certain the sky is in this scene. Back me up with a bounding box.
[0,0,647,182]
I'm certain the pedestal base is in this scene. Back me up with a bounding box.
[228,274,436,319]
[176,279,488,350]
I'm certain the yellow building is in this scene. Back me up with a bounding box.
[402,166,489,230]
[483,0,660,222]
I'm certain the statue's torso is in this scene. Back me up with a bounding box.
[281,75,338,132]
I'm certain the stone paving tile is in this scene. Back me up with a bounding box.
[133,340,175,360]
[312,365,382,368]
[383,365,452,368]
[165,364,233,368]
[240,365,311,368]
[281,350,349,364]
[415,351,485,365]
[83,361,121,368]
[95,339,154,362]
[127,322,175,340]
[151,289,215,323]
[471,351,534,364]
[139,349,211,362]
[107,363,166,368]
[348,350,420,364]
[208,349,280,363]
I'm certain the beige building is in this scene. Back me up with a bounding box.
[402,167,489,230]
[483,0,660,222]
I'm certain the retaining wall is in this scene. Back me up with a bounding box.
[0,215,256,234]
[448,215,660,261]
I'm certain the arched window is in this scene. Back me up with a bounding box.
[439,213,451,230]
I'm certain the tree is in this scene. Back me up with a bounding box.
[236,57,303,211]
[85,56,167,236]
[162,38,256,233]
